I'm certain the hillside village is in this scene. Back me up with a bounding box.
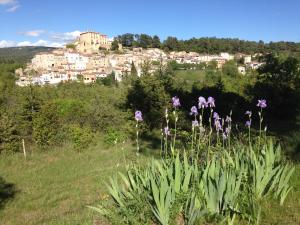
[15,31,262,86]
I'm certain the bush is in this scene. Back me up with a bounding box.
[103,128,127,146]
[32,103,61,147]
[127,75,170,129]
[0,111,20,153]
[68,124,95,151]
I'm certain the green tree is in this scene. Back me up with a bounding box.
[137,34,153,48]
[127,75,170,129]
[152,35,161,48]
[163,36,181,51]
[110,40,119,51]
[0,110,20,153]
[222,60,239,77]
[141,60,151,76]
[116,33,135,47]
[33,103,61,147]
[98,72,116,86]
[131,62,138,77]
[258,53,300,87]
[66,44,76,50]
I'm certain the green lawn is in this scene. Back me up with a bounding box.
[0,141,299,225]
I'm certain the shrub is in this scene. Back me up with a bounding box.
[68,124,95,151]
[0,110,20,153]
[103,128,127,146]
[32,103,61,147]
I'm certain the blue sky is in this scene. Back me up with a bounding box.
[0,0,299,47]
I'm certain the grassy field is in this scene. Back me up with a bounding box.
[0,140,299,225]
[0,141,153,225]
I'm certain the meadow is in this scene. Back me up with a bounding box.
[0,115,299,225]
[1,53,300,224]
[0,141,155,225]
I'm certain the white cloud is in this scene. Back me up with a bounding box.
[0,40,16,47]
[51,30,81,42]
[0,30,83,48]
[0,0,15,4]
[6,3,19,12]
[16,41,31,46]
[0,0,20,12]
[19,30,45,37]
[0,39,65,48]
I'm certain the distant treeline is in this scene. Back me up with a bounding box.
[0,46,55,63]
[115,33,300,54]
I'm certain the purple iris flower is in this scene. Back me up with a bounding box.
[213,112,220,120]
[192,120,199,127]
[190,106,198,116]
[245,120,251,127]
[135,110,143,121]
[207,97,215,108]
[172,96,181,108]
[214,119,223,132]
[257,99,267,108]
[245,111,252,116]
[198,96,207,109]
[164,127,171,136]
[225,127,231,134]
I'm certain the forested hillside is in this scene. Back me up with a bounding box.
[115,34,300,54]
[0,46,55,63]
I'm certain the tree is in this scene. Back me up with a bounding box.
[0,110,20,153]
[258,53,300,87]
[152,35,161,48]
[66,44,76,50]
[127,75,170,129]
[20,85,41,137]
[163,36,181,51]
[141,60,152,76]
[32,103,61,147]
[116,33,135,47]
[137,34,153,48]
[98,72,116,86]
[222,60,239,77]
[131,62,138,77]
[110,40,119,51]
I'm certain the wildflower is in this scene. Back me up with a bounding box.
[164,127,170,136]
[192,120,199,127]
[222,132,228,140]
[225,115,232,123]
[207,96,215,108]
[245,111,252,116]
[257,99,267,108]
[245,120,251,127]
[198,96,207,109]
[135,110,143,121]
[172,96,181,108]
[225,127,231,135]
[213,112,220,120]
[190,106,198,116]
[214,119,223,132]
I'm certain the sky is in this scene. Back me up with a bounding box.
[0,0,300,48]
